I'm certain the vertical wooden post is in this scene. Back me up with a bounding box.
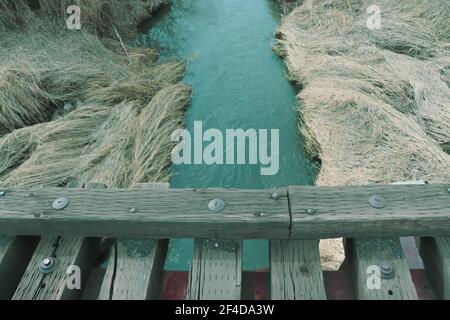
[270,240,326,299]
[420,237,450,299]
[188,239,242,300]
[97,182,169,300]
[345,238,418,300]
[13,237,100,300]
[12,180,101,300]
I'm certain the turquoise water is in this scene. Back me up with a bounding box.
[137,0,315,271]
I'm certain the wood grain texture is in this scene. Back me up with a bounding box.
[345,238,418,300]
[0,188,289,239]
[12,236,99,300]
[270,240,326,300]
[12,181,103,300]
[98,182,169,300]
[0,236,39,300]
[289,184,450,239]
[98,239,168,300]
[420,237,450,299]
[188,239,242,300]
[0,184,448,239]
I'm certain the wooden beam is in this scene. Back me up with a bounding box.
[289,184,449,239]
[187,188,284,300]
[12,236,99,300]
[270,240,326,299]
[0,187,289,239]
[98,239,168,300]
[345,238,418,300]
[0,236,39,300]
[98,182,169,300]
[420,237,450,299]
[188,239,242,300]
[0,184,447,239]
[12,181,102,300]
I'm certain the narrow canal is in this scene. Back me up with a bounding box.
[136,0,316,271]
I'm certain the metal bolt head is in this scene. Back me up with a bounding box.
[43,258,52,266]
[39,257,57,274]
[369,195,386,209]
[271,192,281,200]
[52,197,69,210]
[208,199,225,213]
[380,261,395,279]
[447,187,450,193]
[129,208,137,214]
[0,191,5,196]
[306,208,317,215]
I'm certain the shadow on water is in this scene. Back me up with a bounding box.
[136,0,317,271]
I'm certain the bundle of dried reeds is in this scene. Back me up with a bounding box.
[0,0,191,188]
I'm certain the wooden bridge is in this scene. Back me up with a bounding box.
[0,182,449,300]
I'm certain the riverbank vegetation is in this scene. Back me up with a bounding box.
[276,0,450,268]
[0,0,191,187]
[276,0,450,185]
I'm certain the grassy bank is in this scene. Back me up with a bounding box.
[276,0,450,186]
[0,0,191,187]
[276,0,450,268]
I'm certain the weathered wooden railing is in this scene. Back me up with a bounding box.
[0,183,449,300]
[0,184,448,239]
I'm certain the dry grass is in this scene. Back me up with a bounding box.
[276,0,450,270]
[276,0,450,186]
[277,0,306,15]
[0,0,191,188]
[0,0,166,37]
[0,84,190,187]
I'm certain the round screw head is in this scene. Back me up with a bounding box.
[43,258,52,266]
[0,191,5,196]
[129,208,137,214]
[39,257,57,274]
[271,192,281,200]
[369,195,386,209]
[52,197,69,210]
[208,199,225,213]
[447,187,450,193]
[306,208,317,215]
[380,261,395,279]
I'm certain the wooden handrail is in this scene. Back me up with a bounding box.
[0,184,448,239]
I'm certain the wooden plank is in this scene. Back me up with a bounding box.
[0,236,39,300]
[98,182,169,300]
[0,184,447,239]
[420,237,450,299]
[270,240,326,300]
[98,239,168,300]
[12,181,102,300]
[289,184,449,239]
[187,186,280,300]
[345,238,418,300]
[0,188,290,239]
[188,239,242,300]
[12,236,99,300]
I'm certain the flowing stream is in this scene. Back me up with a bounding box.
[136,0,316,270]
